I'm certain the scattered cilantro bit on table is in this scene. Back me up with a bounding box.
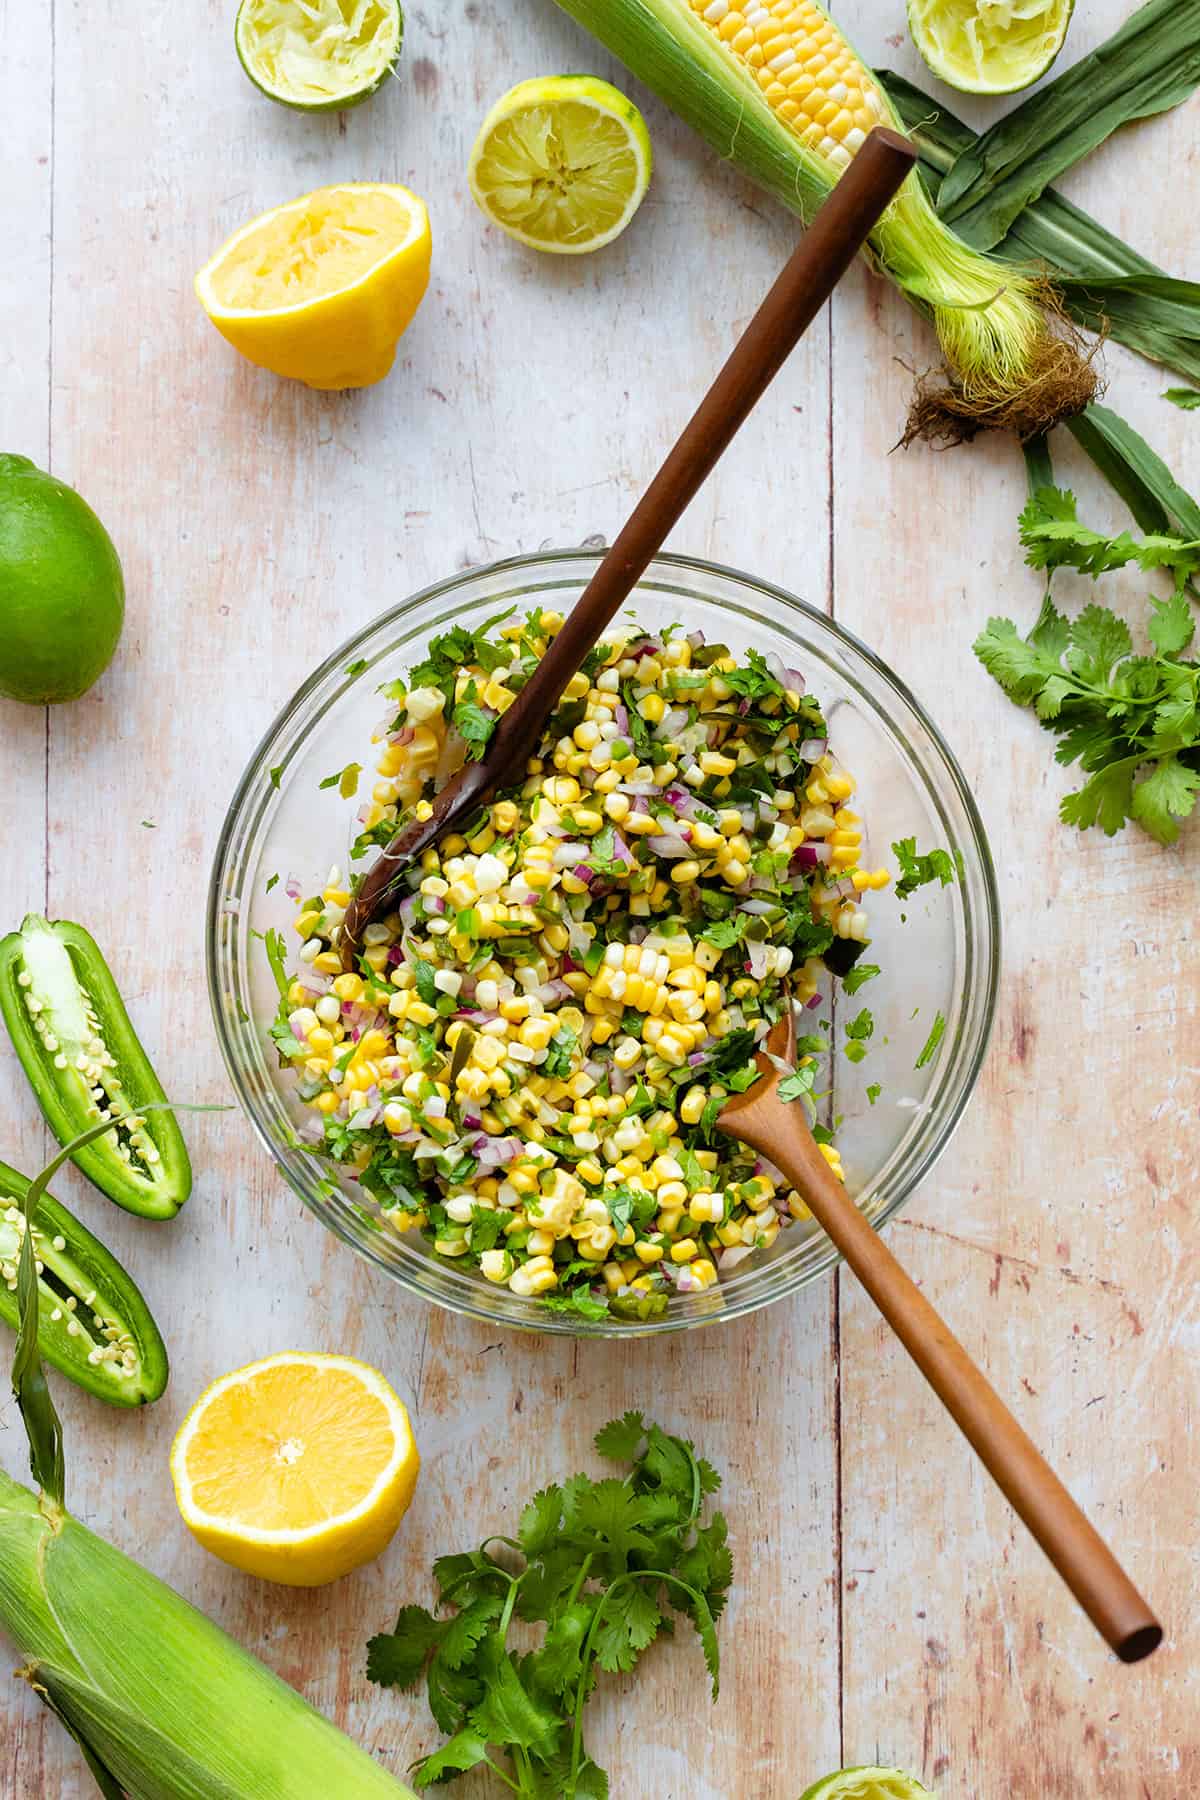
[366,1413,730,1797]
[1164,388,1200,412]
[866,1082,882,1106]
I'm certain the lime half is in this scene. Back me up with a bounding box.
[907,0,1073,95]
[468,75,652,255]
[235,0,402,111]
[800,1769,934,1800]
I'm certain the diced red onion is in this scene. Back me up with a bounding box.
[388,725,416,748]
[572,863,595,886]
[292,967,331,996]
[347,1104,382,1131]
[584,1059,604,1082]
[629,923,648,945]
[833,877,857,901]
[462,1112,482,1130]
[538,979,573,1005]
[741,898,777,916]
[609,1066,632,1094]
[785,668,807,694]
[426,893,448,914]
[453,1007,500,1024]
[472,1135,523,1168]
[614,701,630,735]
[284,874,303,902]
[687,1050,706,1067]
[628,639,660,660]
[645,835,693,858]
[799,737,826,762]
[806,992,823,1010]
[617,780,661,796]
[686,630,706,650]
[763,651,789,686]
[717,1244,755,1272]
[399,892,420,927]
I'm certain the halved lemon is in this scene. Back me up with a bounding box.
[170,1352,420,1586]
[235,0,403,110]
[195,183,431,389]
[800,1769,934,1800]
[468,75,652,255]
[907,0,1073,95]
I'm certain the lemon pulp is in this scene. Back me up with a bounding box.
[470,76,652,254]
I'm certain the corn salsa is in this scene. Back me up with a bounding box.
[270,607,889,1323]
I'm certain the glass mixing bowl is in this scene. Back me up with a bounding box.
[207,552,999,1337]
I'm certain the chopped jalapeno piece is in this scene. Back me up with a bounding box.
[0,915,192,1219]
[0,1159,168,1405]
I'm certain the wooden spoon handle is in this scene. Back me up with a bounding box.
[488,127,917,774]
[736,1099,1162,1663]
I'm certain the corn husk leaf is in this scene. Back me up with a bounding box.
[881,70,1200,386]
[1065,403,1200,536]
[933,0,1200,249]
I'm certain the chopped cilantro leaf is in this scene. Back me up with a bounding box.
[892,838,962,901]
[915,1011,946,1070]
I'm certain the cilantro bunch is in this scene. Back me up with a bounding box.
[975,486,1200,842]
[367,1413,731,1797]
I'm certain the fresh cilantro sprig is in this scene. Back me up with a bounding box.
[367,1414,730,1797]
[975,578,1200,844]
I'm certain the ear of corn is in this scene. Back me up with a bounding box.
[552,0,1097,438]
[0,1468,416,1800]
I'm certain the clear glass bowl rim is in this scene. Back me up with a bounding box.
[207,548,1000,1337]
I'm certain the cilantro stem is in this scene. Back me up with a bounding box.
[564,1552,593,1612]
[480,1754,522,1795]
[567,1569,717,1798]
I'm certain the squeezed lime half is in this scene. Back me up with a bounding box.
[907,0,1073,94]
[800,1768,935,1800]
[235,0,402,111]
[468,75,652,255]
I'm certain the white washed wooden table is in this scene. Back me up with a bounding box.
[2,1,1197,1794]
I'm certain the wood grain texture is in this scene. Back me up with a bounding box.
[0,0,1195,1793]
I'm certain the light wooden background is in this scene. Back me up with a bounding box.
[2,0,1196,1793]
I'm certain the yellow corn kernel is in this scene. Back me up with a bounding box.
[687,1258,719,1290]
[635,1239,665,1264]
[591,1017,616,1045]
[670,1237,699,1263]
[679,1085,707,1126]
[509,1167,538,1195]
[332,973,365,1003]
[638,693,665,724]
[306,1027,334,1056]
[314,1090,340,1114]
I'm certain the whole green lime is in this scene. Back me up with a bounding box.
[0,454,125,705]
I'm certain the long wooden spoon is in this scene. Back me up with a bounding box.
[340,126,919,964]
[719,1009,1163,1663]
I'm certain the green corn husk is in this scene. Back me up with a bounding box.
[882,70,1200,388]
[550,0,1099,441]
[0,1473,417,1800]
[934,0,1200,250]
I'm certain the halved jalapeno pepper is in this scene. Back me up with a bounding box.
[0,915,191,1219]
[0,1159,168,1405]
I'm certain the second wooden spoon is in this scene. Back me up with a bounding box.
[719,1009,1162,1664]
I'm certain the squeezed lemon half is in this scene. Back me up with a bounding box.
[907,0,1073,95]
[235,0,403,110]
[469,75,652,255]
[195,182,431,389]
[170,1351,420,1586]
